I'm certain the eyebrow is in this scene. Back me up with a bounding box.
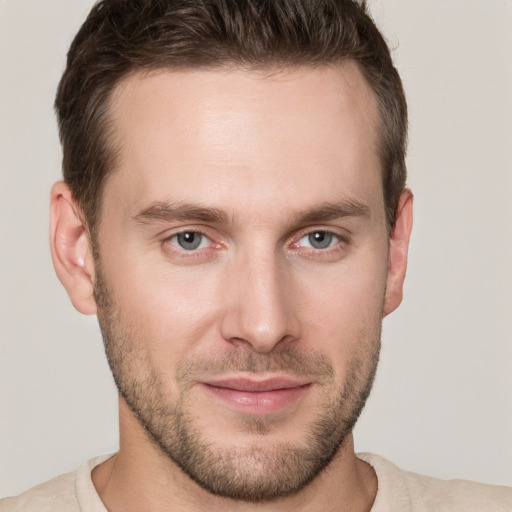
[292,200,370,224]
[133,202,229,224]
[133,199,370,226]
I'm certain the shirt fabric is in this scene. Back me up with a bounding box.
[1,452,511,511]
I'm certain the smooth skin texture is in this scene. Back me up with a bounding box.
[50,62,413,512]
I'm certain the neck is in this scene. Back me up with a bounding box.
[92,398,377,512]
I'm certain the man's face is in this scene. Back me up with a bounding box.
[94,63,391,501]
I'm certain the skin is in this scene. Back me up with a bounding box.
[50,62,413,511]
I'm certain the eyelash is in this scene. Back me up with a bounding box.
[162,228,348,258]
[163,229,219,258]
[294,231,342,251]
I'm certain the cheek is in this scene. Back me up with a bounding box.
[294,255,387,368]
[101,253,227,361]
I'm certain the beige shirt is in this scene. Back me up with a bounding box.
[1,453,511,511]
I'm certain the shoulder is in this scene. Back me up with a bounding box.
[358,452,512,512]
[402,471,512,511]
[0,454,112,512]
[0,472,79,512]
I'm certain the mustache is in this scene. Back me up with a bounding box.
[176,346,334,383]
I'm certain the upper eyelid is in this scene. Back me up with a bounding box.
[160,229,213,252]
[299,230,340,240]
[292,226,349,243]
[166,228,208,237]
[161,226,213,241]
[162,231,219,258]
[293,231,342,249]
[159,225,349,246]
[168,230,211,250]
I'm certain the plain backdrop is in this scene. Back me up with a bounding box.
[1,0,511,497]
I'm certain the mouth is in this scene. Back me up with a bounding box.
[200,376,313,415]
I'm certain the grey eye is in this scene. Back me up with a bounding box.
[175,232,205,250]
[307,231,334,249]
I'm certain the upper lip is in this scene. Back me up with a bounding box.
[202,376,312,392]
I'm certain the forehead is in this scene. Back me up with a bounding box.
[104,62,382,219]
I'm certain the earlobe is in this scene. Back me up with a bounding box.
[50,181,97,315]
[383,189,413,316]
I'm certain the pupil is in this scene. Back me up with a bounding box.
[178,232,201,250]
[309,231,332,249]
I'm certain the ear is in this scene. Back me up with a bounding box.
[50,181,97,315]
[383,189,413,316]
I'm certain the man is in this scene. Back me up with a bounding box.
[1,0,510,510]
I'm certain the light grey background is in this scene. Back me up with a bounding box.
[1,0,511,497]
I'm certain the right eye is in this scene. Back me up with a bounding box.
[169,231,210,251]
[299,230,339,250]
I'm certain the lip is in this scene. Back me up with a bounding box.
[200,376,313,414]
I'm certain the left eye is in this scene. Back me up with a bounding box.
[170,231,210,251]
[299,231,339,250]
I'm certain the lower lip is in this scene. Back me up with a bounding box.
[202,383,312,414]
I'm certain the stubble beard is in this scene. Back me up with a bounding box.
[94,265,381,503]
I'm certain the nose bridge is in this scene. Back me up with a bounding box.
[221,242,298,352]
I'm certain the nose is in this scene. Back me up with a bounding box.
[220,249,300,353]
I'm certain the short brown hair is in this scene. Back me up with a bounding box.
[55,0,407,234]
